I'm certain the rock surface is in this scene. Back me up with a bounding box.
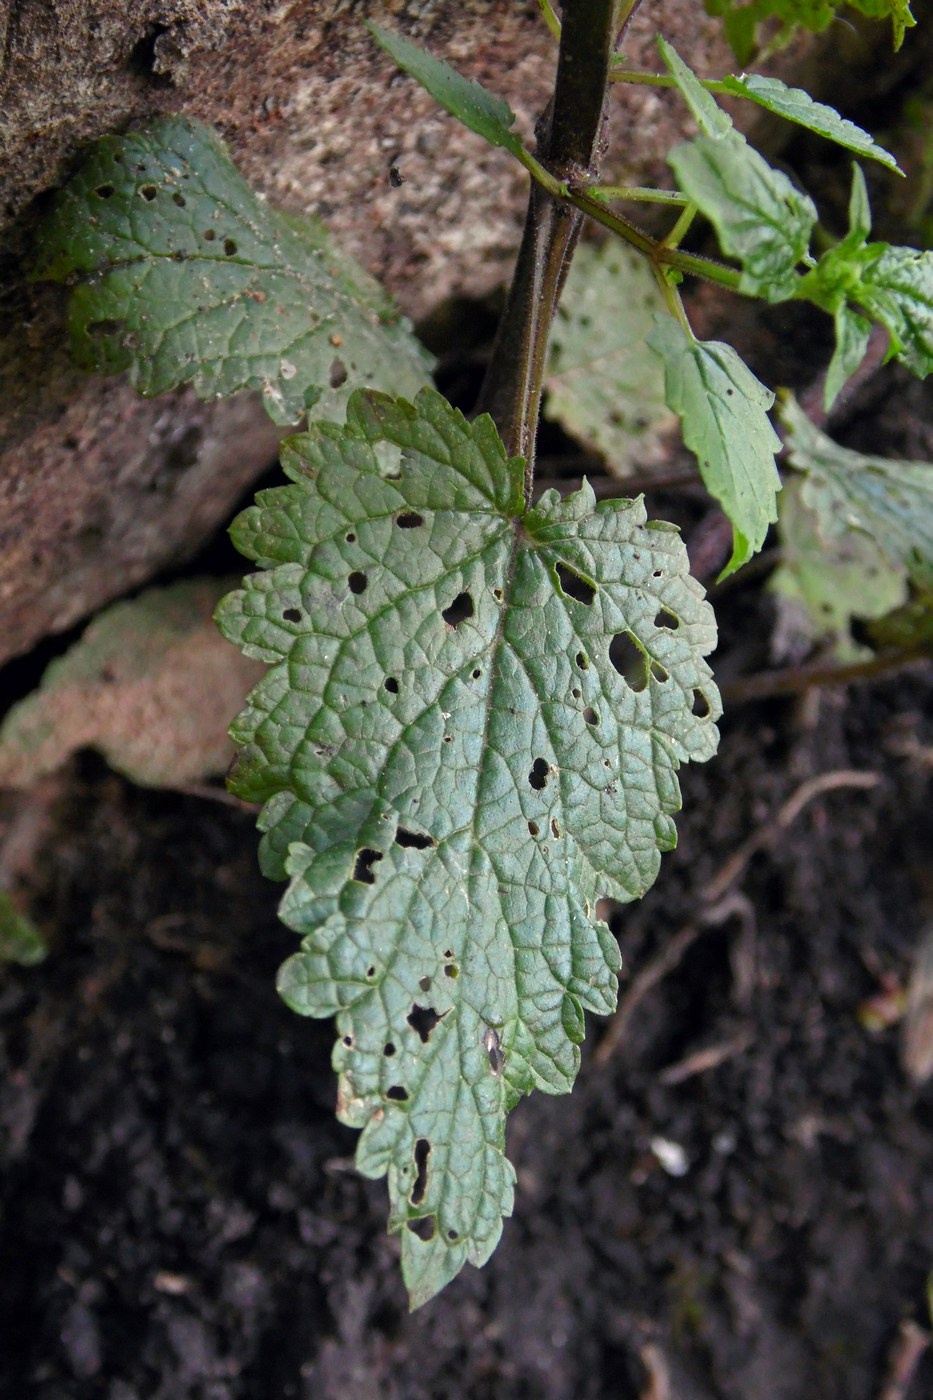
[0,0,733,666]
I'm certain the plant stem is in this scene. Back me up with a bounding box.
[566,185,743,290]
[609,67,733,93]
[581,184,690,206]
[478,0,621,493]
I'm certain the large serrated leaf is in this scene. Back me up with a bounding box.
[779,394,933,590]
[648,318,781,577]
[544,242,675,475]
[30,117,432,425]
[216,387,720,1307]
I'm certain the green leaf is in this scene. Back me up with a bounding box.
[544,242,675,475]
[648,318,781,576]
[368,23,525,159]
[705,0,914,60]
[30,117,433,425]
[216,387,720,1307]
[667,132,816,301]
[800,167,933,383]
[659,45,816,301]
[770,476,908,661]
[779,394,933,590]
[855,245,933,378]
[825,304,872,411]
[0,893,47,968]
[657,38,733,139]
[719,75,902,174]
[0,580,262,789]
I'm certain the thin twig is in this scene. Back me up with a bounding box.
[658,1028,753,1086]
[877,1320,930,1400]
[594,769,882,1065]
[721,649,931,704]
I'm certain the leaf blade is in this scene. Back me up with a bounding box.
[30,117,432,425]
[368,23,525,158]
[720,75,902,173]
[217,387,720,1305]
[648,319,781,576]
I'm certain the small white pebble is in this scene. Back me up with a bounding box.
[650,1135,689,1177]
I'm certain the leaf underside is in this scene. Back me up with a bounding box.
[779,394,933,591]
[217,388,720,1307]
[30,117,432,425]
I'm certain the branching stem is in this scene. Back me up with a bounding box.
[478,0,621,495]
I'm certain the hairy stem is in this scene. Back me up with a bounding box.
[478,0,622,492]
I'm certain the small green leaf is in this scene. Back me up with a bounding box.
[779,394,933,590]
[368,23,525,159]
[544,243,675,475]
[659,46,816,301]
[0,893,47,967]
[825,304,872,411]
[706,0,914,59]
[855,245,933,378]
[668,131,816,301]
[217,387,720,1307]
[648,318,781,576]
[658,38,733,139]
[720,76,903,174]
[846,163,873,246]
[771,476,908,661]
[30,117,432,425]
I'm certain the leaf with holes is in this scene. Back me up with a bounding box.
[29,117,432,425]
[544,242,675,476]
[780,393,933,591]
[216,386,720,1307]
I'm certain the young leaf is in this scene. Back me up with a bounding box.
[648,318,781,576]
[707,0,915,62]
[657,38,733,139]
[0,893,48,968]
[368,23,526,160]
[660,44,816,302]
[854,245,933,379]
[30,117,433,425]
[780,394,933,589]
[544,242,675,475]
[667,134,816,301]
[719,75,902,174]
[216,387,720,1307]
[771,476,908,661]
[825,304,872,411]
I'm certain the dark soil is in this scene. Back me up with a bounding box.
[4,25,933,1393]
[2,597,933,1399]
